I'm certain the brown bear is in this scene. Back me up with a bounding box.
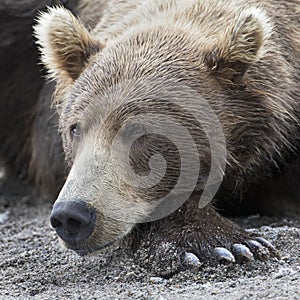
[22,0,300,276]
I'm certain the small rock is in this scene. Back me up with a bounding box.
[273,267,297,279]
[0,210,9,224]
[149,276,163,284]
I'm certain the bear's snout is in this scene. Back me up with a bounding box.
[50,200,96,244]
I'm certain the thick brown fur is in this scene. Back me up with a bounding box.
[0,0,79,195]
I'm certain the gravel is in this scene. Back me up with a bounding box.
[0,188,299,299]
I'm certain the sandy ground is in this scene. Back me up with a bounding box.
[0,186,299,300]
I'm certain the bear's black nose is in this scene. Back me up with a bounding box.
[50,200,96,243]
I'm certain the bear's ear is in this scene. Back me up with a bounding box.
[34,7,103,81]
[205,7,272,83]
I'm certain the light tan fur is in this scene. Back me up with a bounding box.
[34,6,103,81]
[35,2,272,82]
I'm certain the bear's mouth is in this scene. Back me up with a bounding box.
[68,239,117,256]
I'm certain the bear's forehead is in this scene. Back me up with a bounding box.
[61,27,215,129]
[88,28,205,81]
[69,34,207,102]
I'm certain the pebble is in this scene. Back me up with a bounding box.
[0,210,9,224]
[149,277,164,284]
[273,267,297,279]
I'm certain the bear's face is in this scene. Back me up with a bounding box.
[56,53,209,252]
[34,6,271,254]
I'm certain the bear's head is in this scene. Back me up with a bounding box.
[34,5,272,254]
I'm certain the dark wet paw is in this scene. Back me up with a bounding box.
[134,234,279,277]
[135,228,279,277]
[132,204,280,277]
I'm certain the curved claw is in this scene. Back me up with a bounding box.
[246,240,269,259]
[232,243,254,261]
[182,252,201,267]
[255,237,280,258]
[214,247,235,262]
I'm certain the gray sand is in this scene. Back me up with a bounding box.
[0,191,299,299]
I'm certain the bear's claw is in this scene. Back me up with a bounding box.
[214,247,236,262]
[232,243,254,261]
[246,239,269,259]
[255,237,279,257]
[182,252,201,267]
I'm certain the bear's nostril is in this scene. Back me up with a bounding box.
[65,218,82,235]
[51,218,63,229]
[50,200,96,243]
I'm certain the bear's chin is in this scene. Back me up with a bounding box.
[60,239,119,256]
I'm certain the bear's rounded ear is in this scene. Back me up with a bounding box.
[34,6,103,81]
[205,7,272,83]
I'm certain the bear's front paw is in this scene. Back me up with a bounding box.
[135,231,278,278]
[133,205,279,277]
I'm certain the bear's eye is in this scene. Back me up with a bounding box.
[131,123,145,135]
[70,123,81,139]
[127,123,146,138]
[121,123,146,143]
